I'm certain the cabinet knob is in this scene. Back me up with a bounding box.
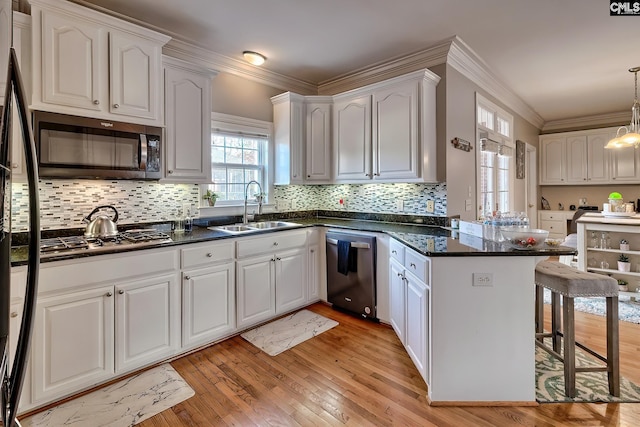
[185,275,191,280]
[365,173,372,177]
[93,99,100,105]
[273,242,278,246]
[12,163,18,169]
[118,289,124,294]
[310,249,314,253]
[276,257,281,261]
[392,250,397,254]
[113,103,120,109]
[397,272,403,277]
[206,253,213,257]
[106,292,113,297]
[168,170,173,174]
[307,175,311,178]
[10,312,18,318]
[410,263,416,268]
[374,173,380,177]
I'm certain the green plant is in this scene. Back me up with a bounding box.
[203,190,219,201]
[617,279,628,286]
[618,253,629,263]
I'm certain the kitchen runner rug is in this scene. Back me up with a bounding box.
[536,339,640,403]
[20,364,194,427]
[242,309,338,356]
[543,288,640,324]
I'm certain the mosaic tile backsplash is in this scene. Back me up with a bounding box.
[10,181,447,231]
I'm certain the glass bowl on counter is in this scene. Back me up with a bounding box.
[500,227,549,250]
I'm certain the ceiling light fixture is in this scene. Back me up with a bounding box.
[606,66,640,149]
[242,51,266,66]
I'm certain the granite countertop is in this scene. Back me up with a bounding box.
[10,215,576,266]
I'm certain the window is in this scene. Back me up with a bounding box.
[204,113,272,205]
[476,94,514,217]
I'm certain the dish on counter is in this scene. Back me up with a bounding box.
[601,211,637,218]
[500,227,549,250]
[544,238,564,247]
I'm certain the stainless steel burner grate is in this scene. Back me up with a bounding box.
[40,236,89,253]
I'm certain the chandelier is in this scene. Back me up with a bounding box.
[606,66,640,149]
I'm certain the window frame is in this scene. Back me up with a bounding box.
[475,94,515,217]
[203,112,273,208]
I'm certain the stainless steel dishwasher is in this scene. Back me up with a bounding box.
[326,231,377,320]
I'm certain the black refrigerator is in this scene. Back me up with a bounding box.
[1,5,41,426]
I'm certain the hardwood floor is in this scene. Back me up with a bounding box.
[139,303,640,427]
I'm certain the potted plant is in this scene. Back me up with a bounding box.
[618,279,629,292]
[618,253,631,272]
[202,190,219,207]
[620,239,630,251]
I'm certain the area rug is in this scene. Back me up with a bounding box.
[536,339,640,403]
[241,309,338,356]
[543,288,640,324]
[20,364,194,427]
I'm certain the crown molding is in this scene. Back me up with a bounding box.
[446,37,544,129]
[541,111,629,133]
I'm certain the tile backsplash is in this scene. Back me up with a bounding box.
[10,180,447,231]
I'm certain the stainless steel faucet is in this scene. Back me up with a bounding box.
[243,180,263,224]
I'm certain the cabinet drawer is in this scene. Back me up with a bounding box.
[404,248,429,285]
[237,230,307,258]
[539,219,565,234]
[539,211,567,221]
[181,240,234,269]
[389,238,405,263]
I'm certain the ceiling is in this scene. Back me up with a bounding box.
[72,0,637,126]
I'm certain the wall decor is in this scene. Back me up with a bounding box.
[516,139,526,179]
[451,137,473,152]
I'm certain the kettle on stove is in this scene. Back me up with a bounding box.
[83,205,119,238]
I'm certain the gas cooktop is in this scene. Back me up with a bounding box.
[40,229,173,258]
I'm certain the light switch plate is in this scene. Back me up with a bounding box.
[426,200,435,213]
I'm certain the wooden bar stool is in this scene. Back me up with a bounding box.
[534,260,620,398]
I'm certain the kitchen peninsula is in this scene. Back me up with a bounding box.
[10,217,574,411]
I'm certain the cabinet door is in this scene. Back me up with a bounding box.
[0,0,10,106]
[610,145,640,183]
[587,133,610,183]
[405,273,428,379]
[389,258,406,344]
[164,65,212,182]
[539,137,566,184]
[182,262,235,348]
[9,15,30,180]
[40,10,104,110]
[565,136,587,184]
[8,301,23,371]
[237,254,276,328]
[33,286,115,403]
[373,80,419,179]
[333,94,372,180]
[109,32,160,120]
[275,248,307,314]
[305,102,332,181]
[307,243,321,302]
[115,273,179,373]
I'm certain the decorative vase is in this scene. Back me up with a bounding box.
[620,243,630,251]
[618,261,631,272]
[206,199,216,207]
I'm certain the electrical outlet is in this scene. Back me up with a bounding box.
[465,199,472,211]
[396,199,404,212]
[427,238,435,252]
[426,200,435,213]
[472,273,493,287]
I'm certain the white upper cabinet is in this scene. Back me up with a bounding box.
[539,127,616,185]
[163,56,217,183]
[272,92,305,185]
[333,93,372,180]
[610,145,640,182]
[30,0,170,125]
[0,0,12,106]
[305,97,332,182]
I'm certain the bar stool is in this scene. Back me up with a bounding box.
[534,260,620,398]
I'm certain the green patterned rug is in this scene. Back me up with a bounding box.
[536,339,640,403]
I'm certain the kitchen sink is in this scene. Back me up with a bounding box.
[209,221,300,234]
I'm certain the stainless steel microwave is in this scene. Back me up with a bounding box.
[33,111,162,180]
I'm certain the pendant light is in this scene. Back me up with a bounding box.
[606,66,640,149]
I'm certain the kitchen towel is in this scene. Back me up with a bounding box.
[337,240,351,275]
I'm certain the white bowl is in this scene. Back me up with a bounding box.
[500,227,549,250]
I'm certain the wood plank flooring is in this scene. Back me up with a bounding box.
[139,302,640,427]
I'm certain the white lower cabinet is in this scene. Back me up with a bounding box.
[307,243,321,302]
[115,273,180,373]
[388,239,430,386]
[182,262,235,348]
[236,230,308,329]
[33,286,115,403]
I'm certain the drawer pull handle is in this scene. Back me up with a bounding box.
[10,312,18,318]
[106,292,113,297]
[206,253,213,257]
[119,290,124,295]
[410,263,416,268]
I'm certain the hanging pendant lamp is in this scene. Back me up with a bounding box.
[606,66,640,149]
